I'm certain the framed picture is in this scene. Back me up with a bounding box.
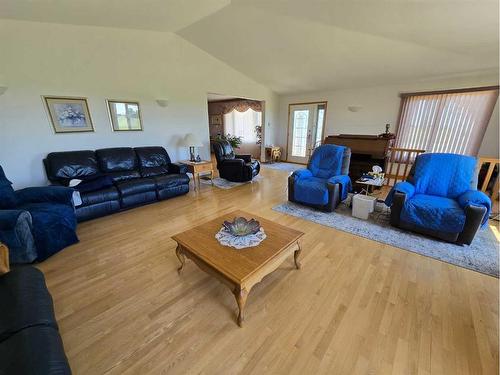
[107,100,143,131]
[210,114,222,126]
[43,96,94,133]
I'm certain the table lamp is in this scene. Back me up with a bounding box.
[182,133,203,162]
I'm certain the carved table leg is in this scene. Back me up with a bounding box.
[175,245,186,274]
[294,241,302,270]
[234,286,249,327]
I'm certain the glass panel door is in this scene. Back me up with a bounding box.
[287,103,327,163]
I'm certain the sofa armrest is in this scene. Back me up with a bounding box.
[457,205,488,245]
[222,159,245,167]
[457,190,491,227]
[291,168,312,181]
[384,181,415,207]
[389,191,407,226]
[0,210,29,231]
[169,163,188,174]
[235,154,252,163]
[15,186,74,206]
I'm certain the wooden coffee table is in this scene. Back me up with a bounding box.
[171,210,304,327]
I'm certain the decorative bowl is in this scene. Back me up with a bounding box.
[223,217,261,237]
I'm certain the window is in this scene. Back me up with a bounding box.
[315,105,325,147]
[291,110,309,157]
[223,108,261,144]
[395,87,498,155]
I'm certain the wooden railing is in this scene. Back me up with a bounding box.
[384,147,426,186]
[478,157,499,201]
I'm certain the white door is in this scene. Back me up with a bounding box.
[287,103,326,163]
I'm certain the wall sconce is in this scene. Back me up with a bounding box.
[156,99,169,107]
[348,105,362,112]
[0,86,7,96]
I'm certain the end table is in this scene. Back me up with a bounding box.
[0,242,9,274]
[182,160,214,191]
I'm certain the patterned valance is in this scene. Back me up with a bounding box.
[209,99,262,115]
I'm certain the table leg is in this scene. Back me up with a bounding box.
[234,286,248,327]
[294,241,302,270]
[210,170,214,185]
[175,245,185,274]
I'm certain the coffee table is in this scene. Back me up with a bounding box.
[171,210,304,327]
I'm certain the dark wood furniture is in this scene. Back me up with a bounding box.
[172,210,304,327]
[323,134,394,187]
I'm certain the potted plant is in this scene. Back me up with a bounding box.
[216,134,243,149]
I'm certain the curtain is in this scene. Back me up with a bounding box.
[395,88,498,155]
[210,100,262,115]
[224,109,261,157]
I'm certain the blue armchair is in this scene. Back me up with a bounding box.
[0,166,78,263]
[288,144,352,212]
[385,153,491,245]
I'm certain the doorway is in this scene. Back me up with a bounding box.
[207,94,264,160]
[286,102,327,164]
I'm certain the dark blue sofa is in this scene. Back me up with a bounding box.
[288,144,352,212]
[0,166,78,263]
[385,153,491,244]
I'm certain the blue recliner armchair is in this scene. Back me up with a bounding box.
[385,153,491,245]
[288,144,352,212]
[0,166,78,263]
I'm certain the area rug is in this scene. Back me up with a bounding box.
[273,201,500,278]
[200,175,263,190]
[261,162,303,172]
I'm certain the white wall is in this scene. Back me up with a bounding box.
[278,74,499,159]
[0,19,279,188]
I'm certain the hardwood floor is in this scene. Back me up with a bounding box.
[38,167,499,374]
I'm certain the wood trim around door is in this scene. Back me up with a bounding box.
[285,101,328,163]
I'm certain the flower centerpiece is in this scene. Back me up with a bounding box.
[216,217,266,249]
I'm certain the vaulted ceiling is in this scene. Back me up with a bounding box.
[1,0,498,94]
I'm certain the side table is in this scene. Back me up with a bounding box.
[0,242,9,274]
[182,160,214,191]
[265,146,281,163]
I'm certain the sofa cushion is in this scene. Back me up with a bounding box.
[135,147,172,177]
[401,194,467,233]
[74,175,114,193]
[155,174,190,189]
[0,325,71,375]
[96,147,138,173]
[116,178,156,197]
[80,186,119,206]
[0,267,57,342]
[294,177,329,205]
[44,150,99,183]
[106,170,141,182]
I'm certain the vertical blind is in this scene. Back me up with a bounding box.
[395,87,498,155]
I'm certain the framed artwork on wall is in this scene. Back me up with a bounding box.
[43,96,94,133]
[107,100,143,131]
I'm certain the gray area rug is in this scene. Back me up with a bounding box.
[261,162,303,172]
[273,201,499,278]
[200,175,263,190]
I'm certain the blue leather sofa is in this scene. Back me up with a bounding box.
[288,144,352,212]
[385,153,491,244]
